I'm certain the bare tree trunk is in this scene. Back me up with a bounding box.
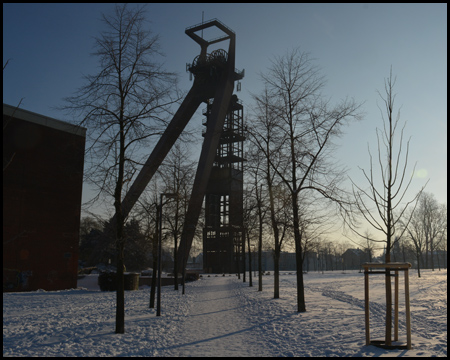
[257,185,263,292]
[292,193,306,312]
[416,250,422,278]
[430,237,435,271]
[114,120,126,334]
[115,236,125,334]
[236,242,240,279]
[385,254,392,345]
[273,247,280,299]
[385,84,394,345]
[247,230,253,287]
[242,232,246,283]
[436,249,441,271]
[266,161,281,298]
[173,199,180,290]
[150,210,158,308]
[258,239,263,291]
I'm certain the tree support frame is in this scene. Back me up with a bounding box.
[362,262,412,350]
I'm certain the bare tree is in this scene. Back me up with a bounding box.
[134,178,160,308]
[256,48,362,312]
[350,68,427,344]
[434,216,447,270]
[354,229,375,263]
[78,216,109,267]
[249,86,293,299]
[400,192,447,276]
[297,192,337,271]
[244,141,271,291]
[400,206,425,277]
[62,4,179,334]
[421,194,446,271]
[159,143,195,290]
[350,69,426,261]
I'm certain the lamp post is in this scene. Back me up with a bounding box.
[252,246,256,278]
[157,192,178,317]
[182,235,186,295]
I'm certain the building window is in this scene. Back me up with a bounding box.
[220,195,229,226]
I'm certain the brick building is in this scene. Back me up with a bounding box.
[3,104,86,291]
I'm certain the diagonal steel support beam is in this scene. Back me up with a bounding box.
[120,84,203,219]
[121,19,236,222]
[177,71,235,274]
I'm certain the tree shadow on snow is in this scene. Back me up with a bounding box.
[156,312,298,353]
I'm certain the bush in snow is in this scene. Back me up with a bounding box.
[98,271,117,291]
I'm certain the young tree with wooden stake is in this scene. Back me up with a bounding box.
[62,4,179,333]
[350,68,427,345]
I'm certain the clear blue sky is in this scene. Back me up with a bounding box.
[3,3,447,245]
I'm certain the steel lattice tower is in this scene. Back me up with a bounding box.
[202,94,246,273]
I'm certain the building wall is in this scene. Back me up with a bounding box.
[3,104,86,291]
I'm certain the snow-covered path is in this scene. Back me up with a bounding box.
[3,270,447,357]
[160,276,269,356]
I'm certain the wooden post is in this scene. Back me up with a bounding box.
[364,269,370,345]
[385,269,392,346]
[405,268,412,349]
[394,270,399,341]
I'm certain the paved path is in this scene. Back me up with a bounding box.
[162,276,269,357]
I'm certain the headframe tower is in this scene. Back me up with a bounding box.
[116,19,245,274]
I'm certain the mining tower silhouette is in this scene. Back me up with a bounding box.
[117,19,245,273]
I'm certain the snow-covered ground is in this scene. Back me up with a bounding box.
[3,269,447,357]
